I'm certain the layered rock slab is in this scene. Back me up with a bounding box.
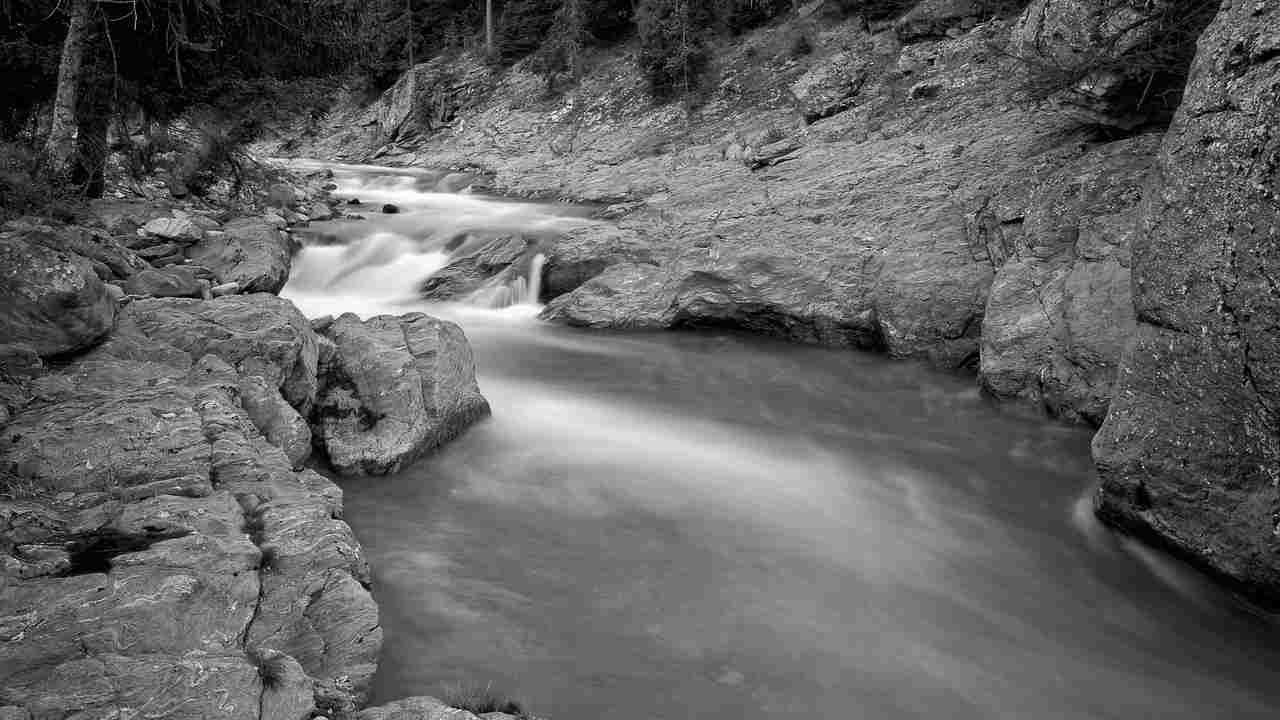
[313,313,490,475]
[1091,0,1280,601]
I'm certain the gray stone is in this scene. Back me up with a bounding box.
[186,217,293,294]
[314,313,490,475]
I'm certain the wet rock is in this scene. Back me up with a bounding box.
[0,233,115,357]
[313,313,490,475]
[979,134,1158,424]
[419,234,538,301]
[381,203,401,214]
[121,266,205,298]
[186,217,293,294]
[1090,0,1280,603]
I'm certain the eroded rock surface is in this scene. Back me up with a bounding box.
[313,313,490,475]
[1091,0,1280,601]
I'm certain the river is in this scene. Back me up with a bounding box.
[281,161,1280,720]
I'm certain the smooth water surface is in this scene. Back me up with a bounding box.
[283,162,1280,720]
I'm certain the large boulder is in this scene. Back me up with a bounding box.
[0,233,116,357]
[542,224,655,300]
[419,234,538,302]
[1091,0,1280,602]
[979,134,1158,424]
[313,313,490,475]
[186,217,293,294]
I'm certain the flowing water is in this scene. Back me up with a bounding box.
[282,162,1280,720]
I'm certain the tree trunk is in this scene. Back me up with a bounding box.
[484,0,494,57]
[44,0,92,177]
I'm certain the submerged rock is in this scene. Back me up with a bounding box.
[313,312,490,475]
[0,233,115,357]
[1091,0,1280,602]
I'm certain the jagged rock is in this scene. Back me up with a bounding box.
[0,233,115,357]
[789,50,872,122]
[419,234,537,301]
[141,216,206,244]
[543,224,655,300]
[979,134,1158,424]
[121,266,206,298]
[313,313,490,475]
[1091,0,1280,602]
[123,294,320,412]
[186,217,293,294]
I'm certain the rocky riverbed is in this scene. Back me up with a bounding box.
[268,0,1280,603]
[0,174,509,718]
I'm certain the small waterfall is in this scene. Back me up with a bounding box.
[466,253,547,309]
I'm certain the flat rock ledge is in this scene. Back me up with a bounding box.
[0,214,492,717]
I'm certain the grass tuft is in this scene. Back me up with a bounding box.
[440,681,526,717]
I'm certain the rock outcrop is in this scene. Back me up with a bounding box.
[978,134,1158,424]
[312,313,490,476]
[1091,0,1280,601]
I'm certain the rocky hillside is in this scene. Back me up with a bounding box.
[269,0,1280,602]
[0,181,502,717]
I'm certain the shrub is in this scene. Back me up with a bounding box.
[635,0,716,98]
[440,682,526,717]
[1017,0,1216,128]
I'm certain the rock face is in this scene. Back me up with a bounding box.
[0,232,115,357]
[313,313,490,475]
[978,134,1158,424]
[0,349,379,718]
[187,217,293,294]
[1091,0,1280,601]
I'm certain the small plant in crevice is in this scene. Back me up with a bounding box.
[249,649,291,690]
[258,544,281,573]
[440,681,527,717]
